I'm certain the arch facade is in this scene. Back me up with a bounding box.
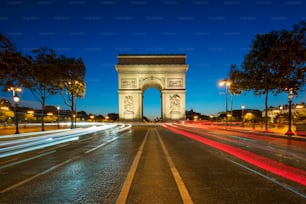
[115,54,188,121]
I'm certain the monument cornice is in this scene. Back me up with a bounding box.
[115,64,188,73]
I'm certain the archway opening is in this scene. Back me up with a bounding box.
[143,88,161,122]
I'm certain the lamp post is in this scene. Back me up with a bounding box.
[8,87,22,134]
[285,88,294,136]
[57,106,60,129]
[219,79,231,127]
[13,94,20,134]
[241,105,245,127]
[74,98,77,128]
[279,106,283,127]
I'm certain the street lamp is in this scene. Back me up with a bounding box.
[279,106,283,127]
[241,105,245,127]
[285,88,294,136]
[219,79,231,127]
[57,106,60,129]
[8,87,22,95]
[8,87,22,134]
[13,94,20,134]
[89,115,95,122]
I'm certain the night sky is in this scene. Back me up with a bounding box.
[1,0,305,118]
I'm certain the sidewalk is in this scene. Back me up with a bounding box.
[0,125,67,136]
[224,125,306,141]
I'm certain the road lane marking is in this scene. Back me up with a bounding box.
[0,159,72,193]
[164,124,306,186]
[116,129,149,204]
[155,129,194,204]
[0,135,120,193]
[227,158,306,199]
[0,158,17,166]
[85,137,118,154]
[0,150,56,170]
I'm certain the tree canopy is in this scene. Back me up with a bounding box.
[0,33,87,130]
[58,55,86,128]
[23,46,61,131]
[230,21,306,130]
[0,34,25,89]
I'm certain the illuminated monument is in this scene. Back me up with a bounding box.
[115,54,188,121]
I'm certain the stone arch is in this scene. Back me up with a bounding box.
[115,54,188,121]
[141,76,164,91]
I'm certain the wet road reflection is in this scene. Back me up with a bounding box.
[0,124,305,203]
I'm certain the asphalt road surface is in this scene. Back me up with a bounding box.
[0,124,305,203]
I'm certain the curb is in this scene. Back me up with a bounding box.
[225,128,306,141]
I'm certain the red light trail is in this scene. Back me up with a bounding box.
[163,124,306,186]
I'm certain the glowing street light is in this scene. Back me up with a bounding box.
[8,87,22,95]
[219,79,231,127]
[279,106,283,127]
[285,88,294,136]
[13,94,20,134]
[241,105,245,127]
[89,115,95,122]
[27,110,34,114]
[57,106,60,128]
[8,87,22,134]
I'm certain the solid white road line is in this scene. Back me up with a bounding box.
[0,150,56,170]
[0,135,120,193]
[156,129,194,204]
[116,129,149,204]
[85,137,118,154]
[226,158,306,199]
[0,159,72,193]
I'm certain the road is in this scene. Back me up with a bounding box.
[0,123,305,203]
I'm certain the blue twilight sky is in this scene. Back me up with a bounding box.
[0,0,305,118]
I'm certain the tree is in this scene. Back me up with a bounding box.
[243,31,282,130]
[58,56,86,128]
[0,34,25,90]
[228,64,242,95]
[24,46,60,131]
[228,64,243,121]
[0,33,16,53]
[231,21,306,130]
[276,21,305,93]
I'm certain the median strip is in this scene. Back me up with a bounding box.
[156,129,194,204]
[116,129,149,204]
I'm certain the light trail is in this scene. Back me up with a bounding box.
[174,124,306,162]
[0,123,131,158]
[183,123,306,150]
[0,124,132,193]
[163,124,306,186]
[226,158,306,199]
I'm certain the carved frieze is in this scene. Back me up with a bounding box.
[169,94,181,113]
[121,78,137,89]
[167,78,183,88]
[124,95,134,113]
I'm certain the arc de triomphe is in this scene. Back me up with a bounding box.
[115,54,188,121]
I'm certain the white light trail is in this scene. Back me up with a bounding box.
[0,123,131,158]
